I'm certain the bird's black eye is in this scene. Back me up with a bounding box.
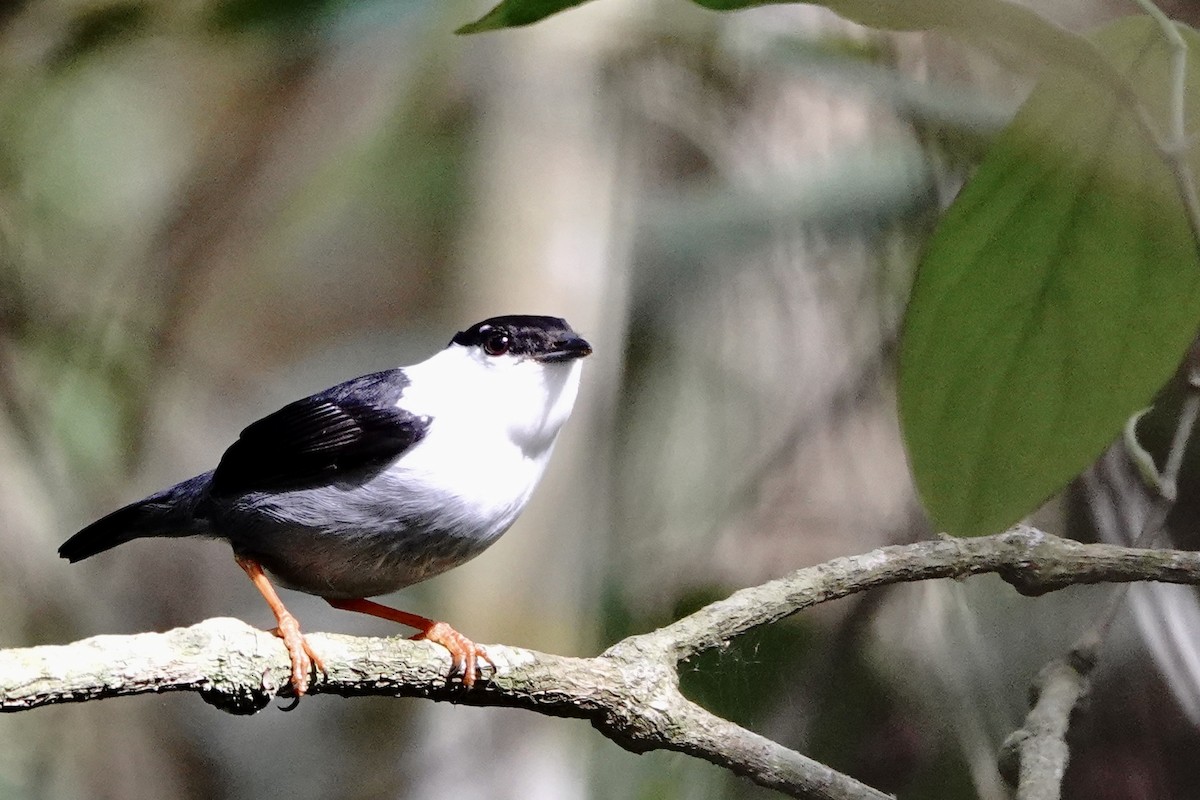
[483,331,511,356]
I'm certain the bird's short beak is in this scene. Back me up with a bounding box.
[536,335,593,363]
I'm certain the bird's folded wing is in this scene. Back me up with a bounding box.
[211,370,430,495]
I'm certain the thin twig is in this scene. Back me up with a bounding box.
[633,525,1200,664]
[999,650,1095,800]
[1130,0,1188,143]
[1125,0,1200,259]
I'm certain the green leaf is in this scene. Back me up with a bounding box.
[899,16,1200,536]
[455,0,594,34]
[454,0,1127,109]
[691,0,792,9]
[455,0,1136,128]
[691,0,1029,30]
[694,0,1133,91]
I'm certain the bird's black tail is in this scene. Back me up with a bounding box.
[58,472,214,562]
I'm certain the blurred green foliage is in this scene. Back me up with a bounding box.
[54,2,149,65]
[210,0,348,31]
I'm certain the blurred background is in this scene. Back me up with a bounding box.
[4,0,1200,798]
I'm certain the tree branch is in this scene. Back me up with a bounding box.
[633,524,1200,663]
[6,526,1200,798]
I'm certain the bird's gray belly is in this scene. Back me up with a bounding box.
[209,475,512,598]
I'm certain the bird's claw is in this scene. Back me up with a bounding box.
[413,622,493,687]
[270,612,326,697]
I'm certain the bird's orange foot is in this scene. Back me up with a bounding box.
[413,622,494,687]
[322,598,491,688]
[270,611,327,696]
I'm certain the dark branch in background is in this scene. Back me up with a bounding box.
[5,527,1200,800]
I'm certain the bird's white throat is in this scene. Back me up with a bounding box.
[385,343,583,530]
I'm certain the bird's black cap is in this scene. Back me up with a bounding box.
[451,315,592,363]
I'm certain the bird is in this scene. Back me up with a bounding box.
[59,315,592,696]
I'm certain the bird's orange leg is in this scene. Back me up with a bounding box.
[235,555,326,696]
[325,597,492,687]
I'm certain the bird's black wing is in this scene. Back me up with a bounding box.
[210,370,430,496]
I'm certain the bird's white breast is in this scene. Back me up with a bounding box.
[386,346,583,540]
